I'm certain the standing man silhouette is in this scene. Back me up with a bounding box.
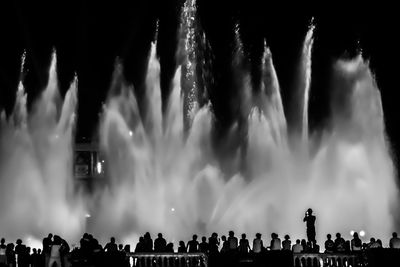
[303,208,316,245]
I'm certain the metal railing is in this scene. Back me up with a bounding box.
[127,253,208,267]
[293,253,361,267]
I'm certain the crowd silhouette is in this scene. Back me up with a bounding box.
[1,209,400,267]
[1,231,400,267]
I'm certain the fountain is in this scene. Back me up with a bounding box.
[0,0,398,247]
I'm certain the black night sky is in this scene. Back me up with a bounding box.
[1,1,399,170]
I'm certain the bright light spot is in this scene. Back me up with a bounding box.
[171,208,175,212]
[85,213,91,218]
[96,162,102,174]
[24,236,42,249]
[359,230,366,237]
[129,131,133,137]
[350,230,355,236]
[102,160,105,163]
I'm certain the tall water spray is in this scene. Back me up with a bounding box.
[0,52,86,242]
[0,0,398,247]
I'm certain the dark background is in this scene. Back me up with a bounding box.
[1,1,399,170]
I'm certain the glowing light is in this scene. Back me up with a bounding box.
[96,162,102,174]
[171,208,175,212]
[129,131,133,137]
[85,213,91,218]
[360,230,366,237]
[350,230,355,236]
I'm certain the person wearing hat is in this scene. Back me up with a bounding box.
[303,208,316,245]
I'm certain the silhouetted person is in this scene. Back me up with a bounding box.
[376,239,383,248]
[306,241,313,253]
[187,235,199,252]
[0,238,6,266]
[178,241,186,253]
[282,235,291,250]
[154,233,167,252]
[79,233,90,258]
[390,232,400,248]
[135,237,145,253]
[60,238,70,267]
[300,239,309,253]
[104,237,118,253]
[253,233,263,253]
[228,231,238,251]
[238,234,250,254]
[334,233,345,252]
[49,235,62,267]
[199,237,209,254]
[303,208,316,245]
[6,243,15,267]
[166,243,174,253]
[351,232,362,251]
[324,234,334,253]
[220,236,229,253]
[31,248,39,267]
[367,238,376,249]
[15,239,26,267]
[208,233,220,255]
[269,233,281,250]
[292,239,302,253]
[43,234,53,267]
[118,244,124,252]
[312,242,320,253]
[143,232,153,252]
[345,240,351,252]
[38,248,44,267]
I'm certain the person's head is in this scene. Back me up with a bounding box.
[111,237,115,243]
[327,234,331,240]
[393,232,398,238]
[212,233,218,238]
[336,233,341,238]
[16,239,22,245]
[307,208,313,215]
[284,235,290,240]
[33,248,37,254]
[353,232,359,239]
[370,238,375,243]
[38,248,41,254]
[256,233,261,239]
[53,235,61,245]
[179,241,185,247]
[1,238,5,244]
[296,239,300,244]
[301,239,306,245]
[229,231,234,237]
[271,233,277,239]
[242,233,246,239]
[192,234,198,240]
[158,233,163,238]
[48,233,53,239]
[202,236,207,242]
[221,235,226,241]
[377,239,382,246]
[144,232,151,239]
[139,236,144,242]
[124,245,130,252]
[118,244,123,250]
